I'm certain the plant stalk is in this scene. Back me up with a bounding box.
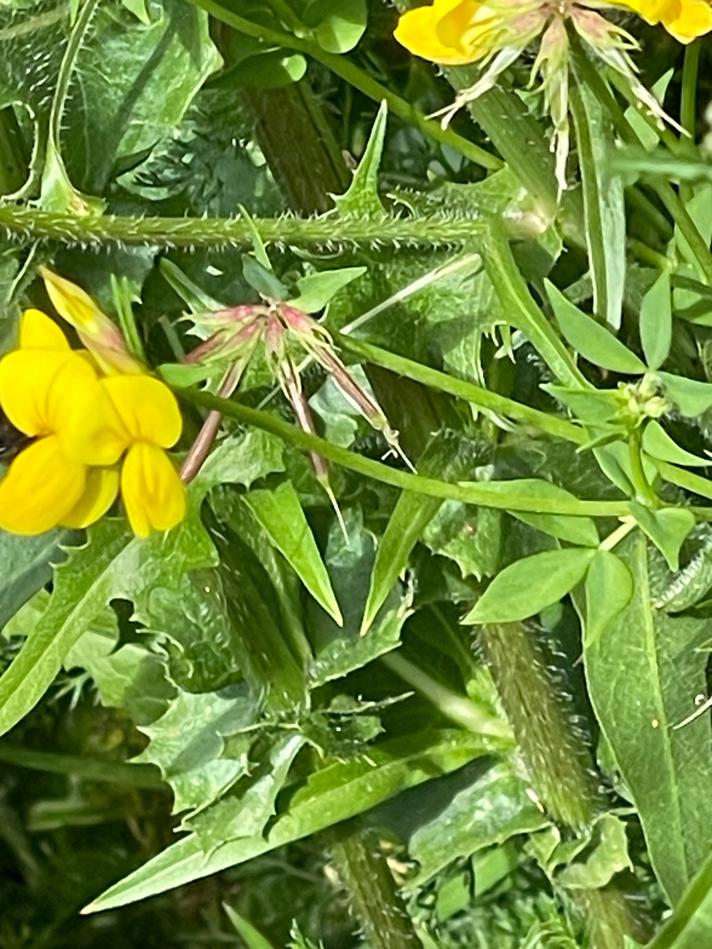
[480,622,648,947]
[0,203,490,247]
[329,823,423,949]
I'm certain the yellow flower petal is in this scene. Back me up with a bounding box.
[0,350,84,436]
[19,309,70,351]
[41,267,111,335]
[61,466,120,529]
[617,0,712,39]
[394,0,487,64]
[101,374,183,448]
[663,0,712,40]
[0,436,86,535]
[58,380,129,467]
[120,442,185,537]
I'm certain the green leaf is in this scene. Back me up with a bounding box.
[557,814,632,890]
[223,905,275,949]
[464,548,596,625]
[242,255,288,300]
[64,0,222,193]
[333,101,387,217]
[245,481,342,625]
[361,489,441,635]
[570,82,626,330]
[0,518,211,738]
[545,280,646,374]
[216,51,307,90]
[544,385,622,425]
[83,730,500,912]
[660,372,712,418]
[307,510,412,686]
[647,848,712,948]
[630,503,695,572]
[303,0,367,54]
[0,431,283,737]
[640,272,672,370]
[642,421,710,468]
[585,533,712,905]
[286,267,366,314]
[512,510,599,547]
[135,685,259,815]
[584,549,634,647]
[0,529,67,629]
[402,762,549,886]
[186,733,305,849]
[361,433,479,634]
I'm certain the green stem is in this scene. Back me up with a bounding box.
[329,823,423,949]
[181,386,631,517]
[628,427,659,507]
[186,0,501,173]
[681,41,702,141]
[0,745,164,789]
[483,228,587,388]
[0,203,489,247]
[628,238,673,271]
[379,652,513,741]
[480,623,645,948]
[337,333,586,445]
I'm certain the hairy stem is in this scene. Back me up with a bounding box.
[0,203,489,247]
[481,622,648,947]
[329,823,423,949]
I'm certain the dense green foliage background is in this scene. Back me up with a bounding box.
[2,0,712,946]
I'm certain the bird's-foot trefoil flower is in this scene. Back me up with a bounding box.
[0,272,186,538]
[38,269,186,539]
[0,310,120,535]
[394,0,700,193]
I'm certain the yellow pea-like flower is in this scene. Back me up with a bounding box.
[616,0,712,42]
[394,0,497,64]
[0,310,119,535]
[0,299,186,539]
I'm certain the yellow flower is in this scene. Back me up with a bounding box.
[393,0,698,193]
[40,269,187,538]
[0,288,186,539]
[394,0,545,65]
[0,310,119,535]
[100,375,185,538]
[394,0,712,65]
[617,0,712,42]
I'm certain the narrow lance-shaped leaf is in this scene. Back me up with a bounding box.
[545,279,646,374]
[642,420,710,468]
[640,272,672,370]
[570,80,626,330]
[659,372,712,418]
[245,480,342,625]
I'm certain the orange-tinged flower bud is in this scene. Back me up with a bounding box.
[40,267,143,375]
